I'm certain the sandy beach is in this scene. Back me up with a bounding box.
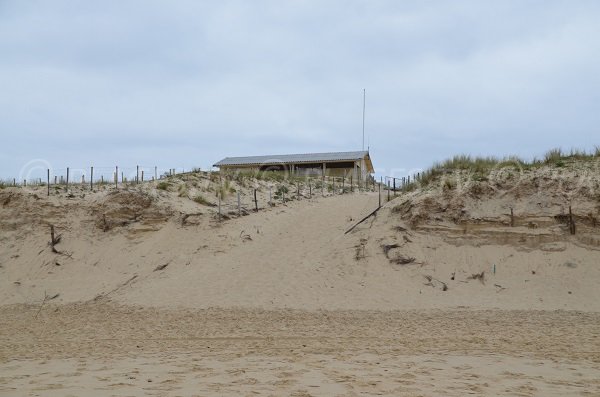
[1,164,600,396]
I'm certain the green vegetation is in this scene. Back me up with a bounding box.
[273,185,289,200]
[156,181,169,190]
[404,147,599,191]
[192,194,212,206]
[177,184,188,198]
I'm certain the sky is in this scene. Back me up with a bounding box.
[1,0,599,181]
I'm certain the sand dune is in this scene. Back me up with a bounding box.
[1,163,599,395]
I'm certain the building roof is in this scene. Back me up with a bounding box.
[214,151,372,169]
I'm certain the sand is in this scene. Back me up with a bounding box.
[1,165,599,395]
[1,304,599,396]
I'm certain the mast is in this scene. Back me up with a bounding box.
[362,88,366,151]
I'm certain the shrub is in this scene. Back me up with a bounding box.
[157,181,169,190]
[274,185,289,199]
[192,194,212,206]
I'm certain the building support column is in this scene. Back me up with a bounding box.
[361,158,367,182]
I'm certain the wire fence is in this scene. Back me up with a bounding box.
[0,165,199,189]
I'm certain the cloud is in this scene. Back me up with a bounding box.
[0,0,599,179]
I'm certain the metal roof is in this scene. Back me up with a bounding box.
[213,151,371,167]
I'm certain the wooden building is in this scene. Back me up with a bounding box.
[213,151,374,181]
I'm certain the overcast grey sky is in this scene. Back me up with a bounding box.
[1,1,599,180]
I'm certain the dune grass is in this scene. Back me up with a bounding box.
[192,194,212,206]
[410,147,599,190]
[156,181,170,190]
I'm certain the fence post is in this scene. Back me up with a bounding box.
[254,189,258,212]
[297,183,300,200]
[136,165,139,184]
[155,166,158,180]
[269,186,272,206]
[218,192,222,221]
[237,191,241,216]
[115,166,119,189]
[141,170,144,182]
[387,179,390,202]
[342,177,345,194]
[350,175,353,193]
[66,167,69,190]
[90,167,94,190]
[379,177,382,208]
[393,178,396,196]
[309,181,312,198]
[13,178,16,187]
[47,169,50,196]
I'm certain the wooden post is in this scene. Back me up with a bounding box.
[569,206,576,234]
[297,183,300,200]
[254,189,258,212]
[282,186,285,203]
[387,178,390,202]
[342,177,345,194]
[350,175,353,193]
[218,192,222,221]
[237,191,241,216]
[136,165,139,184]
[121,172,124,183]
[393,178,396,196]
[309,181,312,198]
[101,175,104,184]
[90,167,94,190]
[155,166,158,180]
[378,177,382,208]
[322,177,325,196]
[115,166,119,188]
[141,170,144,182]
[269,186,272,206]
[13,178,16,187]
[66,167,69,190]
[47,169,50,196]
[333,177,335,194]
